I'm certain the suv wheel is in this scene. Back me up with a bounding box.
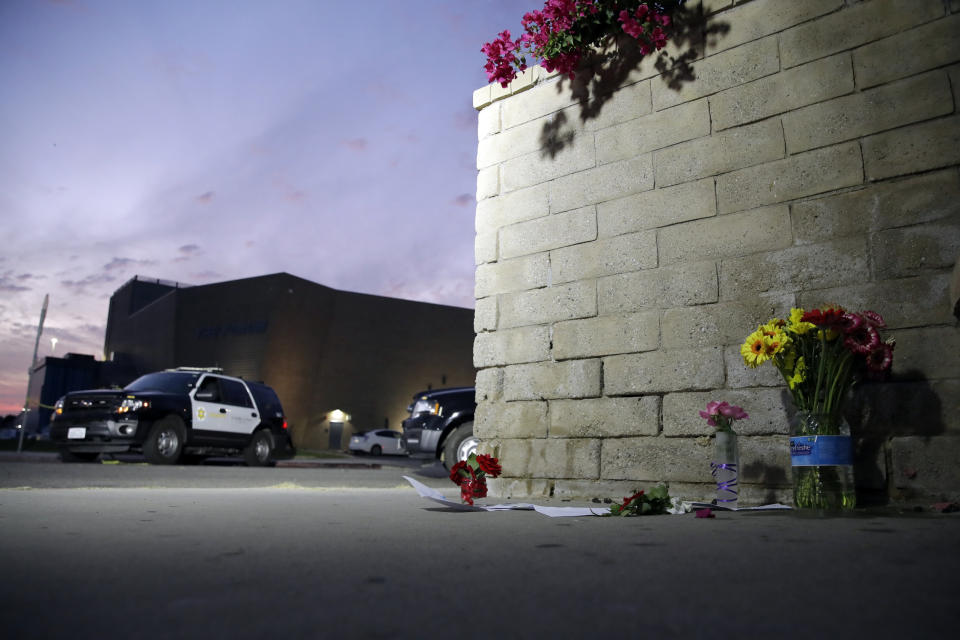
[443,421,477,470]
[143,416,185,465]
[244,429,276,467]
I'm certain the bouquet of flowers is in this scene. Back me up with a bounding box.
[482,1,683,87]
[741,306,894,432]
[449,453,502,505]
[608,484,671,516]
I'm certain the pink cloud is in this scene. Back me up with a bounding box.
[195,191,215,204]
[341,138,368,152]
[452,194,474,207]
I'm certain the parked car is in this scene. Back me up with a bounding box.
[349,429,406,456]
[48,368,295,466]
[400,387,476,469]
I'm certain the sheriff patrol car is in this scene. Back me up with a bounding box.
[48,368,294,466]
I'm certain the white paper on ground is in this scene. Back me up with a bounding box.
[403,476,607,516]
[402,477,790,516]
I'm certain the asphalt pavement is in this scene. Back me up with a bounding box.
[1,453,958,639]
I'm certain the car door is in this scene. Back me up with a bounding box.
[218,378,260,437]
[191,375,234,442]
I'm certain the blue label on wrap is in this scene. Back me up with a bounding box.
[790,435,853,466]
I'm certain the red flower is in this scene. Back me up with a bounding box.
[862,310,886,328]
[476,454,502,478]
[461,481,475,505]
[472,478,488,499]
[621,491,644,509]
[865,341,894,376]
[843,320,880,356]
[801,306,847,329]
[449,461,468,485]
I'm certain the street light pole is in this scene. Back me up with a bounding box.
[18,294,48,454]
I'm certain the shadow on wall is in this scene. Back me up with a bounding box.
[845,374,946,505]
[541,3,730,159]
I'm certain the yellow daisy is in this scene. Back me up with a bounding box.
[741,328,770,367]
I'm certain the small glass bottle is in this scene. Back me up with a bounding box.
[790,411,856,512]
[711,430,739,509]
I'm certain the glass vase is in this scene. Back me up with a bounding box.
[711,430,739,509]
[790,411,856,512]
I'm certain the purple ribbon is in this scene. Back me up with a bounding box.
[710,462,739,502]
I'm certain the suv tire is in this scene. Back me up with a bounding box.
[443,421,477,470]
[143,416,185,465]
[244,429,276,467]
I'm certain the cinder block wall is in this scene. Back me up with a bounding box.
[472,0,960,504]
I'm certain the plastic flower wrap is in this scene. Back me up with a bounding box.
[449,453,502,505]
[741,306,894,428]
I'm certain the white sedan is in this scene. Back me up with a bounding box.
[349,429,407,456]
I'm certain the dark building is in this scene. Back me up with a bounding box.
[103,273,476,450]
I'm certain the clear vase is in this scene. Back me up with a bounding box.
[711,430,739,509]
[790,411,856,512]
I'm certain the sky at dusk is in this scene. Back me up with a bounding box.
[0,0,529,414]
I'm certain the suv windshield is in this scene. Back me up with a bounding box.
[124,371,200,394]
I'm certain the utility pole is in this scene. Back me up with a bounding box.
[18,294,48,454]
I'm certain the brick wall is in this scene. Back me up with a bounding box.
[472,0,960,504]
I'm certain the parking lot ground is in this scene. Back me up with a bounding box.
[1,458,958,639]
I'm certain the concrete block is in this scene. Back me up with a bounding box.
[473,85,492,110]
[889,327,960,380]
[892,436,960,500]
[475,229,497,265]
[783,71,953,154]
[500,206,597,260]
[474,326,551,367]
[873,220,960,279]
[952,64,960,112]
[655,118,785,188]
[661,294,794,350]
[550,396,660,438]
[717,142,864,214]
[578,80,653,134]
[477,102,500,141]
[499,437,602,479]
[551,230,657,284]
[503,359,603,401]
[848,380,960,438]
[500,137,597,193]
[658,204,793,265]
[475,367,503,403]
[475,253,550,298]
[499,280,597,329]
[476,165,499,201]
[854,14,960,88]
[549,154,654,213]
[604,347,725,395]
[720,236,870,300]
[601,436,713,482]
[475,401,548,438]
[791,169,960,244]
[477,115,552,169]
[595,99,710,165]
[652,36,780,110]
[599,260,719,314]
[663,389,791,437]
[711,53,854,131]
[725,343,788,389]
[798,272,955,330]
[780,0,944,69]
[553,311,660,360]
[597,178,716,238]
[475,183,550,234]
[474,296,497,332]
[862,116,960,181]
[704,0,842,56]
[501,76,580,130]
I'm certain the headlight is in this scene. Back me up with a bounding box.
[51,397,64,421]
[118,397,150,414]
[411,398,441,417]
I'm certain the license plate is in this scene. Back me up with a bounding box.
[67,427,86,440]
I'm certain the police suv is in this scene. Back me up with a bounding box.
[48,368,294,466]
